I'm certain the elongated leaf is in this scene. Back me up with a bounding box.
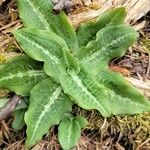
[109,92,150,115]
[25,78,73,147]
[77,7,126,47]
[58,118,81,150]
[61,64,150,116]
[60,67,111,117]
[77,25,138,74]
[14,29,68,82]
[0,55,47,96]
[17,0,78,50]
[97,69,150,115]
[17,0,51,31]
[98,70,145,99]
[12,109,26,130]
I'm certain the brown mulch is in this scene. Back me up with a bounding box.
[0,0,22,53]
[0,0,150,150]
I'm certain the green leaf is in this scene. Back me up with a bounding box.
[17,0,78,50]
[97,69,150,115]
[60,47,80,75]
[0,98,9,108]
[12,109,26,130]
[77,22,150,116]
[25,78,73,147]
[17,0,51,31]
[60,67,111,117]
[75,116,88,128]
[76,25,138,74]
[0,97,27,109]
[0,55,47,96]
[98,70,143,99]
[13,29,68,82]
[110,93,150,115]
[58,118,81,150]
[77,7,126,47]
[15,98,27,110]
[60,64,150,116]
[0,98,27,110]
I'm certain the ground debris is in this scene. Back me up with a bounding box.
[52,0,74,13]
[0,0,22,53]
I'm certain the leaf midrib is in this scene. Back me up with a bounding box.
[25,0,51,31]
[66,120,72,148]
[0,70,45,82]
[72,74,109,116]
[29,86,62,141]
[81,33,135,64]
[16,33,59,64]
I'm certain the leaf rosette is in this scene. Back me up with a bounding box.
[0,0,150,149]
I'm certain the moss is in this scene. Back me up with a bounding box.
[0,54,7,64]
[141,38,150,53]
[0,89,9,97]
[0,55,9,97]
[75,107,150,149]
[113,113,150,146]
[5,44,19,52]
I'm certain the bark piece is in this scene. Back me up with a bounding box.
[0,95,21,122]
[53,0,74,13]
